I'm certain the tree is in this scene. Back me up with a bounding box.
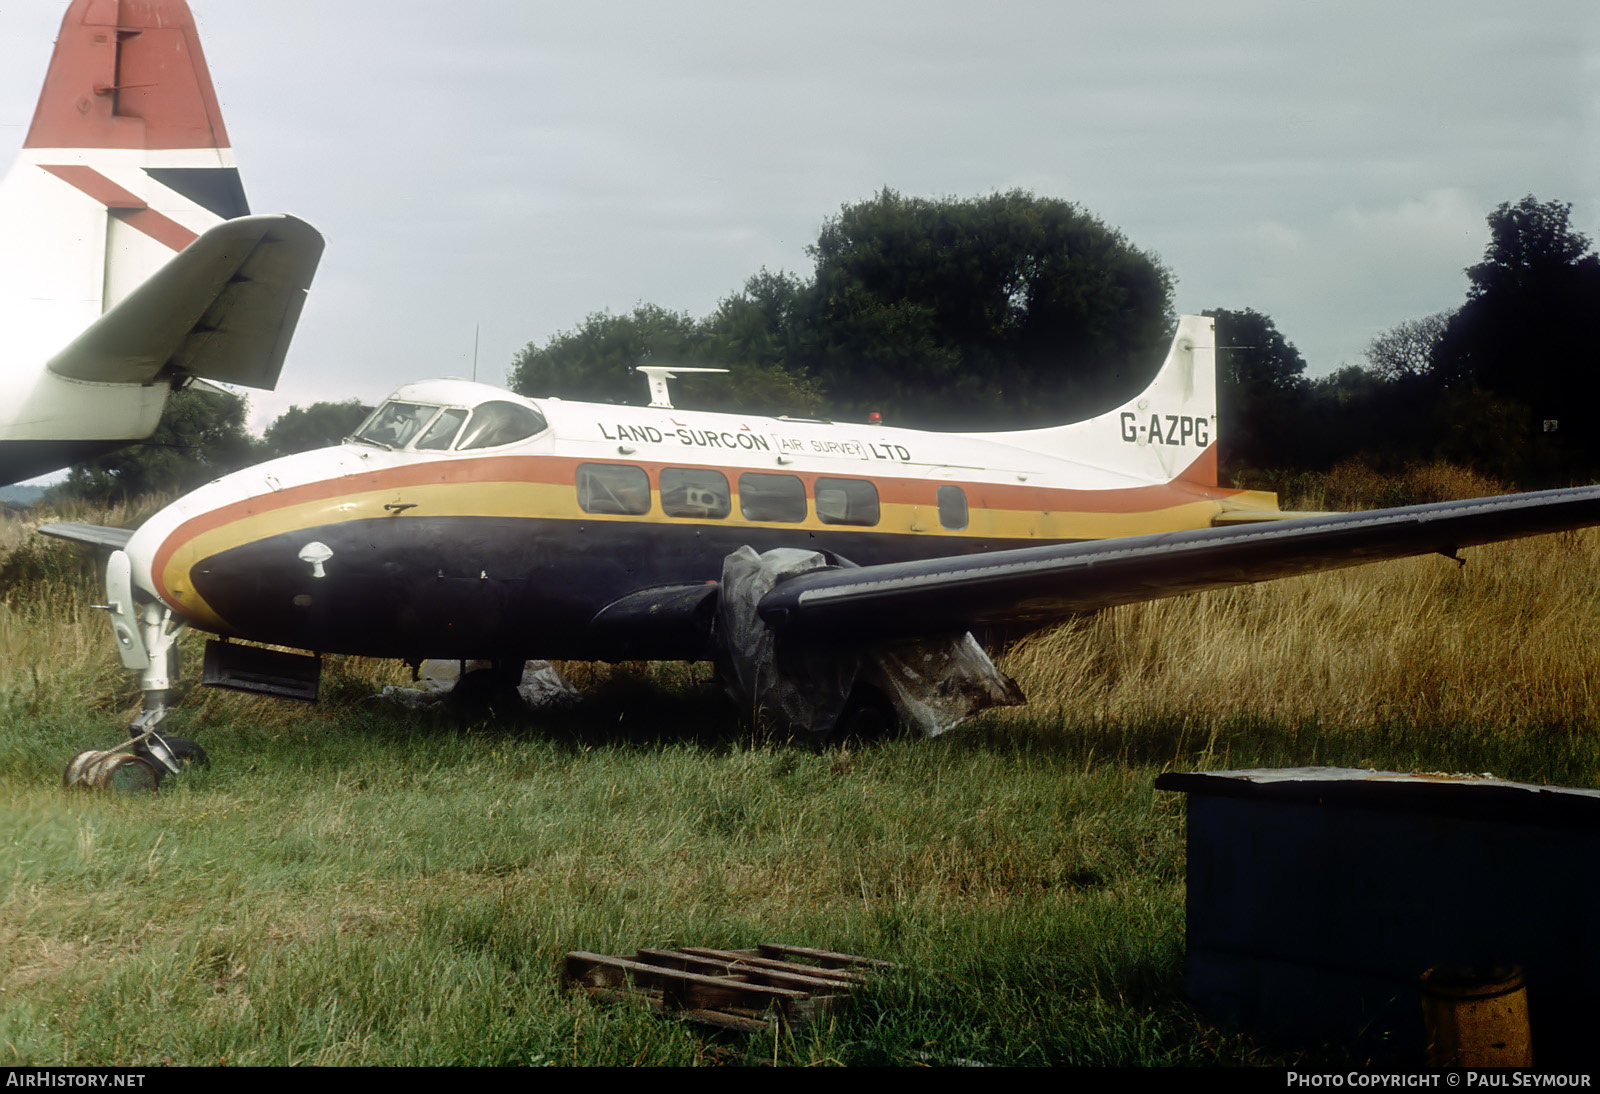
[507,189,1174,429]
[690,270,826,413]
[1465,196,1597,299]
[798,189,1175,429]
[56,388,255,504]
[259,400,372,459]
[507,297,824,415]
[509,304,704,405]
[1432,196,1600,480]
[1364,311,1453,381]
[1203,307,1310,473]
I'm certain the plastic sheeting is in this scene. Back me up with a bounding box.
[380,658,580,711]
[858,632,1026,736]
[715,545,1025,737]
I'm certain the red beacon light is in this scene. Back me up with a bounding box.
[867,411,882,424]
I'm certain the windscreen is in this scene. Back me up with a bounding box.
[351,402,442,449]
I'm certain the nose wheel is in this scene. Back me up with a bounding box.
[136,731,209,774]
[62,713,210,792]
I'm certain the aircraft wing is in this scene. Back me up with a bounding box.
[46,214,324,391]
[756,486,1600,642]
[35,522,134,552]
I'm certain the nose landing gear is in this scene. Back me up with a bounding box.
[64,570,207,792]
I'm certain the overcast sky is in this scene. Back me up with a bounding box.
[2,1,1595,438]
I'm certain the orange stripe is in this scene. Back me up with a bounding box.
[109,206,199,252]
[41,163,146,207]
[40,164,199,251]
[159,448,1240,556]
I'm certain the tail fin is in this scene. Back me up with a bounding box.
[1,0,250,368]
[960,315,1220,487]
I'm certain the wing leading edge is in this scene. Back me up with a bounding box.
[36,522,134,552]
[756,486,1600,642]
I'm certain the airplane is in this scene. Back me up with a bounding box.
[0,0,324,486]
[38,313,1600,789]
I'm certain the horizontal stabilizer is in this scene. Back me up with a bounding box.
[36,522,134,552]
[46,214,324,390]
[757,486,1600,641]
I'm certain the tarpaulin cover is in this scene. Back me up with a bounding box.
[715,545,1024,736]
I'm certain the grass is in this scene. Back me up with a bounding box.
[0,701,1215,1065]
[0,717,1213,1064]
[2,492,1597,1065]
[997,530,1600,781]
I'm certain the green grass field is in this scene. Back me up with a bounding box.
[3,498,1598,1066]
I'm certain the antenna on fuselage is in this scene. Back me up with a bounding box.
[636,366,728,409]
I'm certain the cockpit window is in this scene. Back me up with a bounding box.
[456,401,547,450]
[415,408,469,451]
[352,402,441,449]
[350,397,547,452]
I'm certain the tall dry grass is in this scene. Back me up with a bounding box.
[1243,459,1513,512]
[0,495,219,717]
[1,507,114,701]
[999,530,1600,733]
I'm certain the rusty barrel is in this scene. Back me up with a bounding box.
[1420,965,1531,1067]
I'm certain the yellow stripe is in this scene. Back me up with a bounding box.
[162,482,1238,631]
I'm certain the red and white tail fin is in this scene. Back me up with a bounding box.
[1,0,250,366]
[960,314,1220,488]
[0,1,322,485]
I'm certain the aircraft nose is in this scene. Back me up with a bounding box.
[123,512,171,607]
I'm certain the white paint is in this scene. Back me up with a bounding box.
[297,541,333,578]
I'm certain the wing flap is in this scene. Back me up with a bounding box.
[757,486,1600,641]
[46,214,324,390]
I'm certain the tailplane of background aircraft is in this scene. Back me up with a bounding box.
[0,0,322,485]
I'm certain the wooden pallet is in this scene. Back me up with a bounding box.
[562,943,897,1033]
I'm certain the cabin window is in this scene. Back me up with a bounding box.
[577,463,650,515]
[661,468,731,519]
[414,408,469,450]
[738,473,806,523]
[938,485,969,530]
[457,401,547,450]
[815,477,879,526]
[352,401,440,449]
